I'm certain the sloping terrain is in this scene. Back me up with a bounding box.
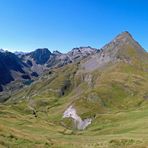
[0,51,25,85]
[21,47,97,70]
[0,32,148,147]
[0,51,29,94]
[0,47,97,96]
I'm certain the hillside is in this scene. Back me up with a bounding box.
[0,32,148,147]
[0,47,97,97]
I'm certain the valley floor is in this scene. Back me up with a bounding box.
[0,104,148,148]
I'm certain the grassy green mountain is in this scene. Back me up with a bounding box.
[0,32,148,147]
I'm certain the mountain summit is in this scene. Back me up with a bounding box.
[102,31,145,52]
[27,48,52,65]
[82,31,147,72]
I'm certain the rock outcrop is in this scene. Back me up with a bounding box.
[63,105,92,130]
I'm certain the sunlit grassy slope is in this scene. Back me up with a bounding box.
[1,103,148,147]
[0,45,148,147]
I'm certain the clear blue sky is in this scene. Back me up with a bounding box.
[0,0,148,53]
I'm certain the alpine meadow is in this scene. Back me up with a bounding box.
[0,1,148,148]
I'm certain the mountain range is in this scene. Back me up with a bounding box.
[0,31,148,147]
[0,46,97,94]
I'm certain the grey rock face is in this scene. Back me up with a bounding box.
[14,51,27,56]
[47,46,97,67]
[0,46,97,94]
[102,31,145,53]
[21,46,97,69]
[0,49,5,53]
[53,50,62,55]
[46,46,97,68]
[0,51,25,88]
[63,105,92,130]
[81,31,145,72]
[0,51,37,94]
[27,48,52,65]
[67,46,97,61]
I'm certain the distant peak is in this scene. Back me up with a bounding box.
[121,31,131,35]
[115,31,133,40]
[53,50,62,55]
[0,49,5,53]
[14,51,27,56]
[72,46,96,51]
[35,48,50,52]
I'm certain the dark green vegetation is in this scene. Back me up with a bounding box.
[0,32,148,147]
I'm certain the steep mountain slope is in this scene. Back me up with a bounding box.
[0,32,148,147]
[0,51,26,91]
[67,46,97,61]
[46,46,97,68]
[8,31,148,120]
[27,48,52,65]
[0,47,97,95]
[0,51,43,97]
[21,46,97,69]
[7,32,148,111]
[81,31,146,72]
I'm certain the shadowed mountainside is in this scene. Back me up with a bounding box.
[0,46,97,93]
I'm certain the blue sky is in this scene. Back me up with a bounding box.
[0,0,148,53]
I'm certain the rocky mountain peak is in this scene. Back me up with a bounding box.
[115,31,132,39]
[14,51,27,56]
[53,50,62,55]
[82,31,146,72]
[29,48,52,65]
[68,46,97,57]
[102,31,145,53]
[112,31,135,44]
[0,49,5,53]
[33,48,51,54]
[71,46,97,52]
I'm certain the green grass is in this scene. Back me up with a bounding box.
[1,49,148,147]
[1,103,148,147]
